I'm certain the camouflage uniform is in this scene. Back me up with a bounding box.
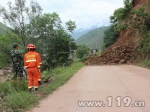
[10,48,23,79]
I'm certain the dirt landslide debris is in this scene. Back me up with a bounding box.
[84,28,140,65]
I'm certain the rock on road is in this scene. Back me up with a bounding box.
[29,65,150,112]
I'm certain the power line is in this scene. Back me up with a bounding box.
[49,0,88,29]
[48,0,71,19]
[64,0,85,26]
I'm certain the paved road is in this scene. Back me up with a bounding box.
[29,65,150,112]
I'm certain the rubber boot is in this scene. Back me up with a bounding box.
[38,81,42,85]
[28,88,32,92]
[35,88,38,91]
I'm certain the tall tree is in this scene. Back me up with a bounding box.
[0,0,42,47]
[76,44,89,60]
[28,13,76,69]
[104,24,119,48]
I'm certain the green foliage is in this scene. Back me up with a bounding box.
[76,26,109,50]
[130,6,149,31]
[0,33,22,68]
[40,62,84,93]
[115,23,129,32]
[52,67,65,74]
[132,6,147,17]
[27,13,76,70]
[0,80,28,95]
[104,24,119,48]
[0,53,9,68]
[114,8,127,21]
[5,91,38,109]
[109,0,133,32]
[0,0,76,69]
[140,59,150,67]
[148,0,150,5]
[0,62,83,111]
[65,20,76,33]
[110,0,133,23]
[138,31,150,54]
[130,6,150,55]
[0,0,42,46]
[140,23,150,55]
[76,44,89,61]
[80,55,88,62]
[0,22,10,35]
[10,80,28,91]
[42,70,51,79]
[124,0,133,12]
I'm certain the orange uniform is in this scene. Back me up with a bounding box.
[24,51,41,89]
[34,51,42,82]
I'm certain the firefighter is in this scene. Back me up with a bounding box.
[24,44,41,91]
[10,43,23,79]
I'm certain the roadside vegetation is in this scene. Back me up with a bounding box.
[0,61,84,112]
[0,0,77,70]
[75,44,90,62]
[139,59,150,68]
[0,0,84,111]
[103,0,150,67]
[104,0,133,49]
[1,1,150,111]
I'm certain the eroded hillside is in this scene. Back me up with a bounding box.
[85,0,149,65]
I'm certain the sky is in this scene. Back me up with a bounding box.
[0,0,124,30]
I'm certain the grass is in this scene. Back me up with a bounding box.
[39,61,84,94]
[139,59,150,67]
[5,91,38,109]
[0,80,28,95]
[0,61,84,111]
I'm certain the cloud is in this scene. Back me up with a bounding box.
[0,0,124,30]
[36,0,124,29]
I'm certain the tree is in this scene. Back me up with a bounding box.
[109,0,133,32]
[76,45,89,61]
[110,0,133,24]
[27,13,76,69]
[104,25,119,48]
[0,33,22,67]
[65,20,76,33]
[0,0,42,47]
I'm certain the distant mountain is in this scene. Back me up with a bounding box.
[71,29,90,40]
[76,26,109,50]
[72,22,110,40]
[0,22,10,35]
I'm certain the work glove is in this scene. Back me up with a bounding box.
[24,66,27,70]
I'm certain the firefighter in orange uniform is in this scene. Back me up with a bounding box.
[24,44,41,91]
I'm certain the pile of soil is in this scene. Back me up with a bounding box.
[85,0,150,66]
[85,28,141,65]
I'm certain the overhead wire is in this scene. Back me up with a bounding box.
[62,0,88,28]
[48,0,89,29]
[48,0,71,20]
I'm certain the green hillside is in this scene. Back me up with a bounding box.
[76,26,109,50]
[0,22,10,35]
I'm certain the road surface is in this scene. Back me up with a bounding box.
[29,65,150,112]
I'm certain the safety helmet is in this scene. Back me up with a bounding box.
[13,43,18,48]
[33,45,36,49]
[27,43,36,51]
[27,43,34,49]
